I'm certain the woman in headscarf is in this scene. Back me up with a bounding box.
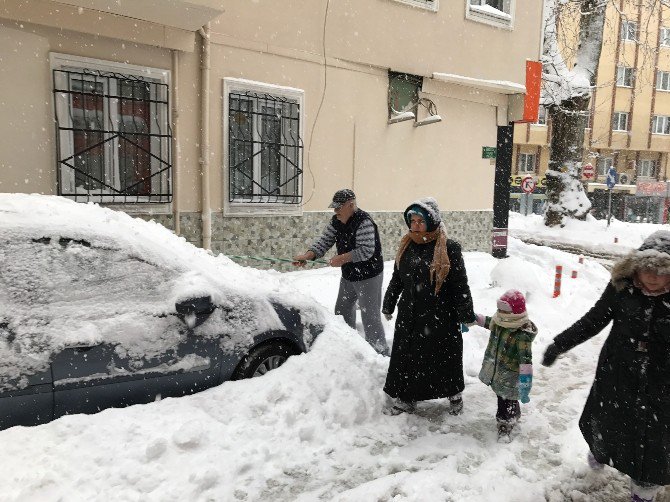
[382,198,476,415]
[542,230,670,502]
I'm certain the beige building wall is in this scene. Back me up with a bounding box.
[0,0,544,254]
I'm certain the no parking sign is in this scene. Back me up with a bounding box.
[521,176,536,194]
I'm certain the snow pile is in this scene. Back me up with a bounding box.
[2,225,661,500]
[509,211,658,257]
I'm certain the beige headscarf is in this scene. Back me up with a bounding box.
[395,222,451,294]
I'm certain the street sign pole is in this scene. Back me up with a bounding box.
[607,188,612,228]
[606,167,617,227]
[492,125,514,259]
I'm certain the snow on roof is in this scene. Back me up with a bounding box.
[431,73,525,95]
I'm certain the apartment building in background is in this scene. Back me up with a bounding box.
[513,0,670,223]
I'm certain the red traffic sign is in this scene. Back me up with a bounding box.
[582,163,595,179]
[521,176,536,194]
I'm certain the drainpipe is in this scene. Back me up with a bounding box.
[171,49,181,236]
[198,23,212,250]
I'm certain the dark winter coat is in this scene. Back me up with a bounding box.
[382,239,475,402]
[333,209,384,282]
[552,252,670,485]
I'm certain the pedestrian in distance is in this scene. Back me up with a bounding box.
[473,290,536,442]
[381,197,476,416]
[542,230,670,502]
[293,189,389,356]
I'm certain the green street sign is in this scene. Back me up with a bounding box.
[482,147,497,159]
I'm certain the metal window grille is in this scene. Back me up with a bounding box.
[53,68,172,203]
[228,90,303,204]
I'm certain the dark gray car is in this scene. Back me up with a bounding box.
[0,196,324,430]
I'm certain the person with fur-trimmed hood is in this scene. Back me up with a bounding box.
[542,230,670,502]
[382,198,476,416]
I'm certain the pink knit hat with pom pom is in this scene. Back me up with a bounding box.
[497,290,526,314]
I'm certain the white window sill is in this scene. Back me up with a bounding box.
[612,129,629,133]
[656,88,670,92]
[616,84,633,88]
[466,6,513,29]
[224,203,303,217]
[390,0,438,11]
[651,132,670,136]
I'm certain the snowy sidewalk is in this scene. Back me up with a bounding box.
[0,238,668,501]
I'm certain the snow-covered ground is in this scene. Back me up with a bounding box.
[1,214,669,501]
[509,211,663,258]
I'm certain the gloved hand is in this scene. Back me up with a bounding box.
[518,374,532,404]
[542,343,562,367]
[383,312,393,321]
[474,313,486,327]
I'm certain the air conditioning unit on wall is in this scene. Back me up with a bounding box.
[619,173,630,185]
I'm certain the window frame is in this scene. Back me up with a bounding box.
[657,70,670,91]
[660,27,670,47]
[621,20,638,42]
[465,0,515,30]
[50,53,171,206]
[652,115,670,135]
[517,153,536,174]
[389,0,438,12]
[616,66,635,87]
[612,111,629,132]
[638,159,656,178]
[535,105,547,126]
[596,157,613,177]
[388,71,423,119]
[223,77,305,217]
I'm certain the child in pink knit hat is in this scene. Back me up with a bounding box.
[474,289,537,442]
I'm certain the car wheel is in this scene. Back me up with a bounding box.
[232,341,299,380]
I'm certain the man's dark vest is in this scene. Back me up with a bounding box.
[332,209,383,282]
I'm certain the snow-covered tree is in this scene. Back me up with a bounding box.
[542,0,668,227]
[542,0,607,227]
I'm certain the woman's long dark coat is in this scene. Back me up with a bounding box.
[382,239,475,402]
[553,281,670,485]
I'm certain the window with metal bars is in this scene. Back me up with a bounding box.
[227,88,303,205]
[53,63,171,203]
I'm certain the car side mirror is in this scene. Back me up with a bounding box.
[175,295,215,329]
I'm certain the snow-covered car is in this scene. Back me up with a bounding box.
[0,194,324,430]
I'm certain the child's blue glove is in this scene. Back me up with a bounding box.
[518,374,532,404]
